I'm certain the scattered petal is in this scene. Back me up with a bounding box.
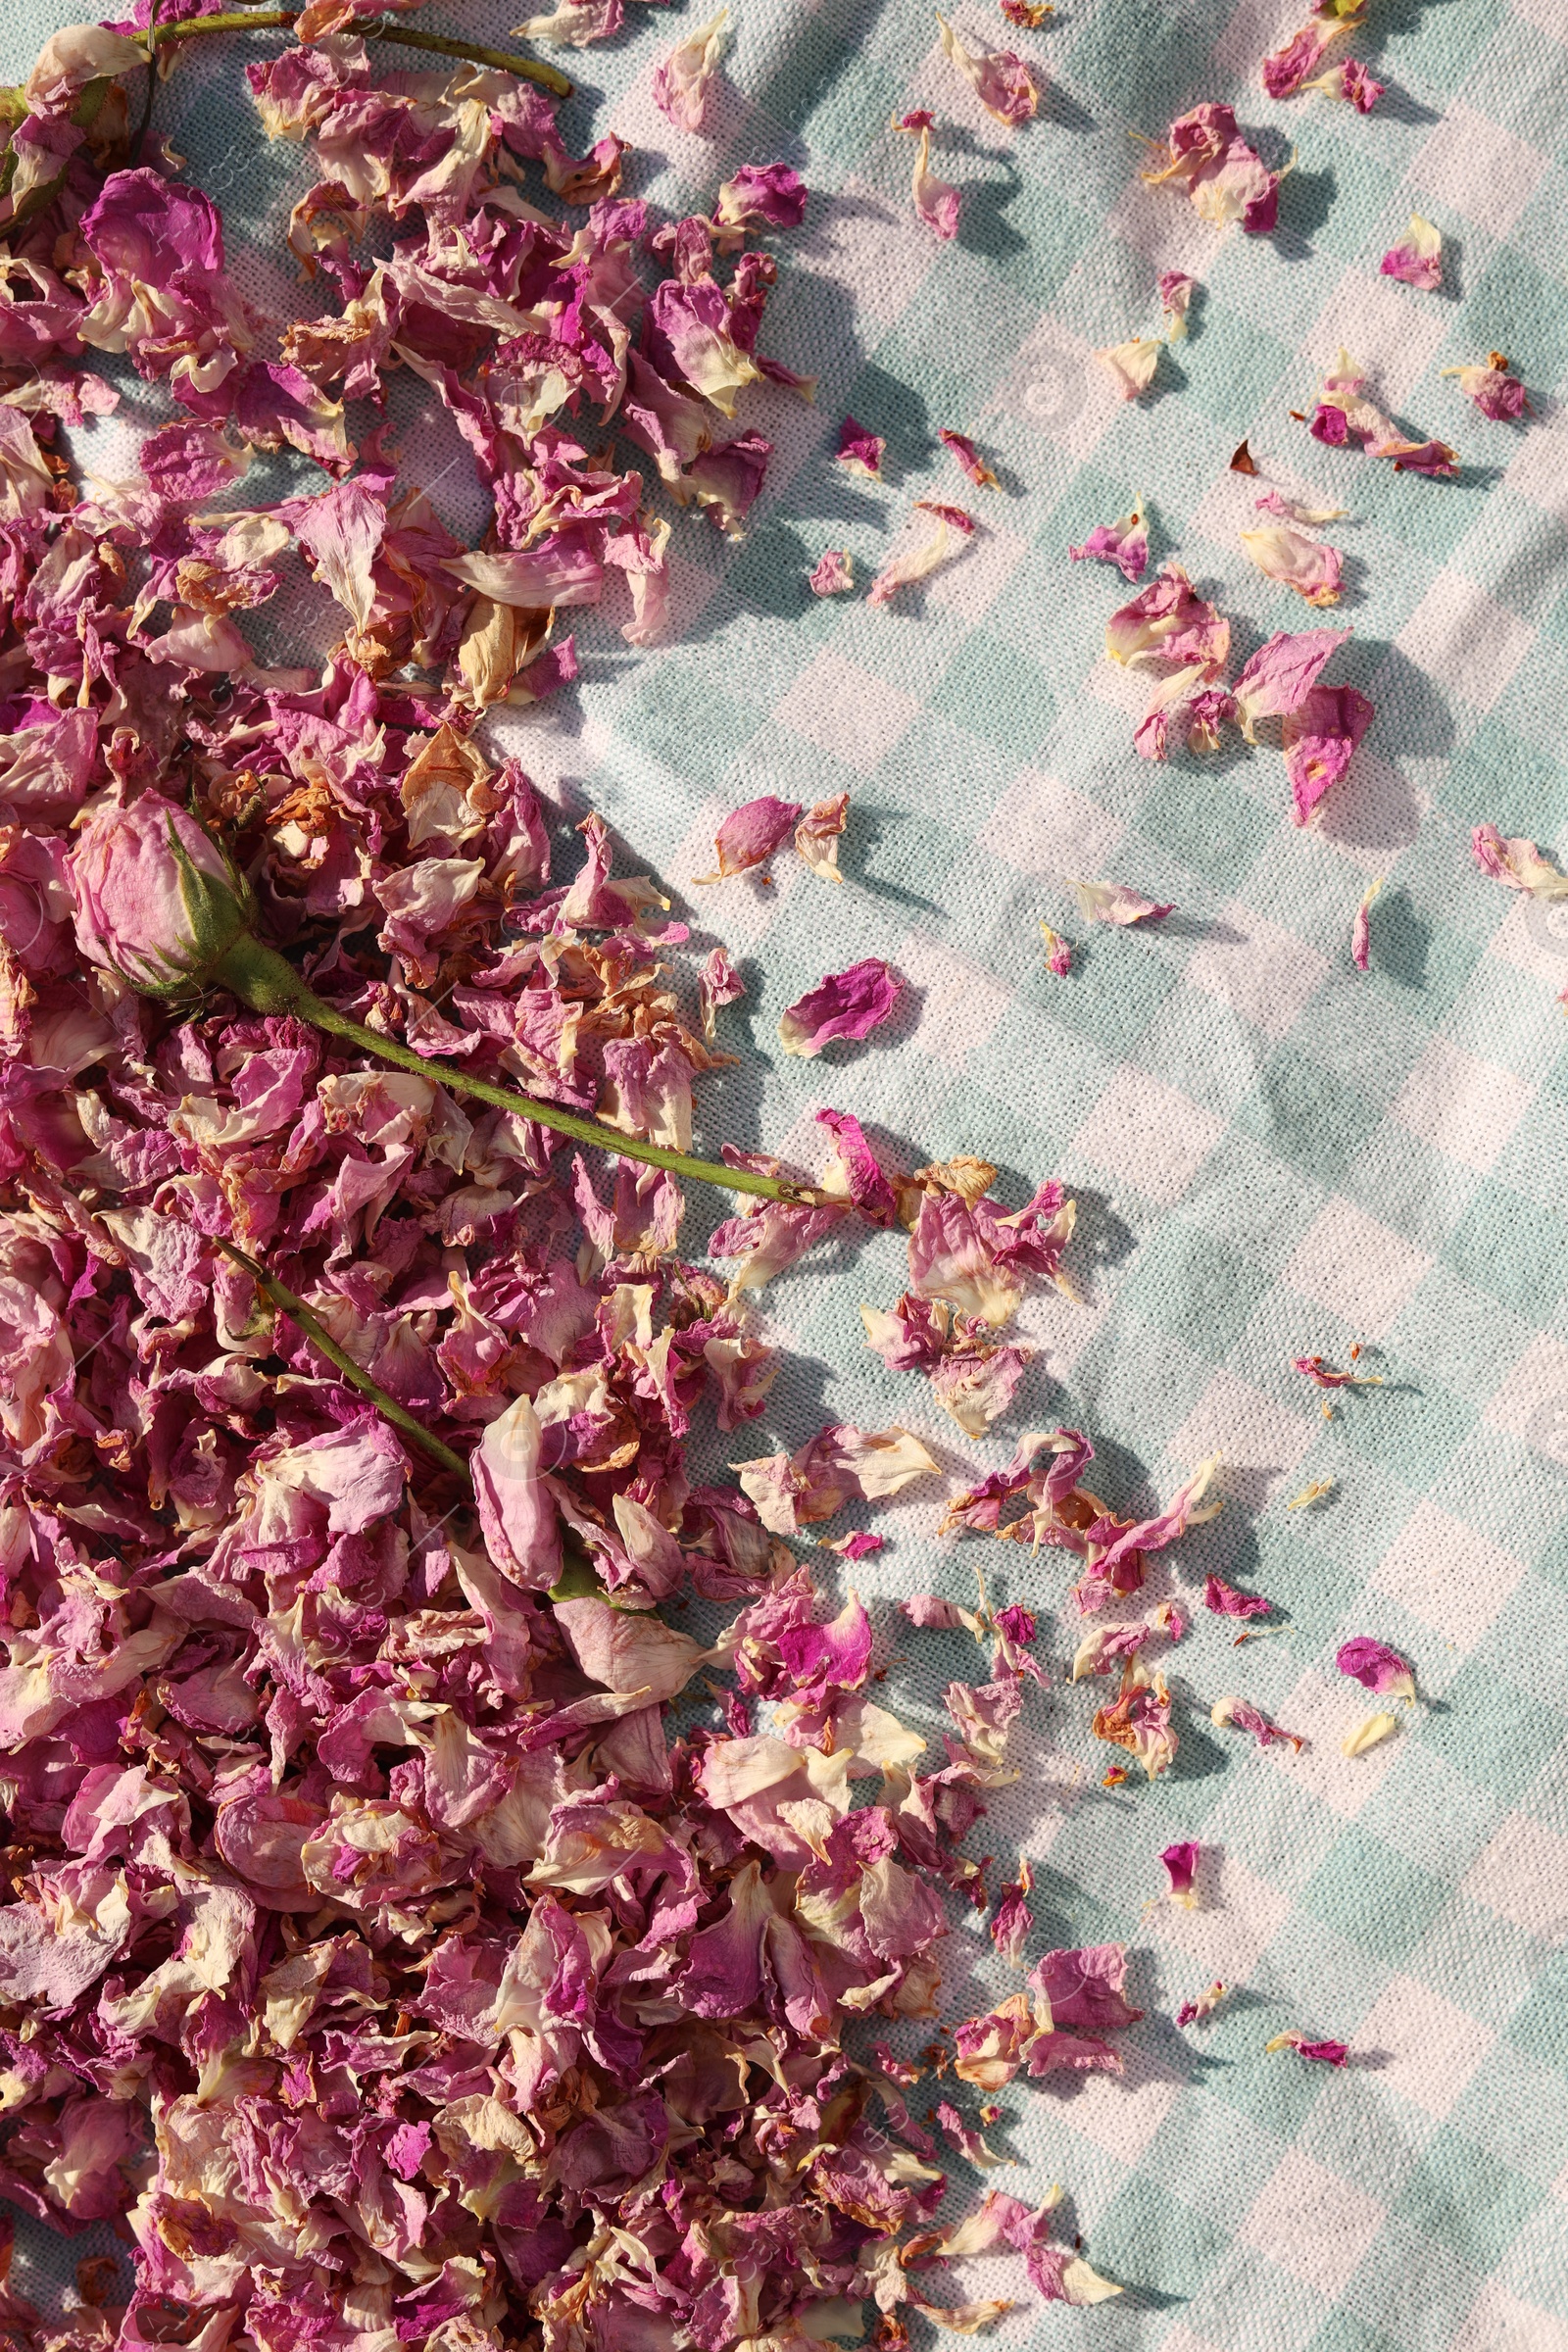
[940,426,1001,487]
[1159,1840,1200,1906]
[1158,270,1199,338]
[796,793,850,882]
[1039,921,1072,975]
[808,547,856,595]
[1069,498,1149,583]
[1471,823,1568,901]
[868,499,976,605]
[1211,1693,1304,1752]
[694,795,803,883]
[835,414,885,477]
[1069,877,1174,926]
[896,112,962,239]
[1176,1980,1227,2027]
[1239,521,1344,606]
[1351,874,1382,971]
[1336,1637,1415,1699]
[652,6,729,134]
[1343,1712,1398,1756]
[1288,1478,1336,1509]
[1096,335,1162,402]
[1443,353,1529,421]
[778,957,904,1056]
[1203,1575,1272,1620]
[1381,214,1443,292]
[1266,2030,1348,2065]
[937,13,1041,123]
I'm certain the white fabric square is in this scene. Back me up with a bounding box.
[1390,1035,1535,1172]
[1185,906,1331,1043]
[1372,1498,1528,1650]
[1071,1067,1227,1206]
[1410,102,1549,235]
[1285,1200,1433,1338]
[1463,1812,1568,1943]
[976,767,1126,880]
[891,929,1015,1070]
[1240,2148,1387,2297]
[1352,1975,1494,2119]
[1396,570,1537,713]
[774,649,922,770]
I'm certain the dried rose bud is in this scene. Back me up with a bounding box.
[69,793,253,997]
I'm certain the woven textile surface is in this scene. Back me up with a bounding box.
[5,0,1568,2344]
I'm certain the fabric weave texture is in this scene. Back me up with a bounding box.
[4,0,1568,2343]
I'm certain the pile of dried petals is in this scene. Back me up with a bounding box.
[0,11,1155,2348]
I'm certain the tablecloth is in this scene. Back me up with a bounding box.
[4,0,1568,2344]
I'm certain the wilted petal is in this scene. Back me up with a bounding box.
[1069,499,1148,583]
[937,13,1039,123]
[1381,214,1443,291]
[1095,336,1162,402]
[778,957,903,1056]
[808,548,855,595]
[868,499,975,605]
[652,7,729,133]
[1239,521,1344,605]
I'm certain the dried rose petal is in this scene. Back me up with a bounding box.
[937,13,1040,123]
[835,413,885,477]
[808,547,855,595]
[777,956,904,1056]
[1381,214,1443,291]
[1069,499,1149,582]
[1336,1635,1415,1699]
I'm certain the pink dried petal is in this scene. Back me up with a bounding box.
[699,945,744,1038]
[1039,922,1072,975]
[777,957,903,1056]
[1267,2030,1348,2065]
[1470,823,1568,899]
[1159,1840,1200,1905]
[652,6,728,133]
[1336,1636,1415,1699]
[1380,215,1443,292]
[939,427,1000,487]
[796,793,849,882]
[1211,1693,1304,1752]
[824,1530,886,1559]
[1231,625,1350,737]
[937,14,1040,123]
[1068,876,1173,926]
[808,549,855,595]
[868,500,975,605]
[1239,521,1344,606]
[694,796,803,883]
[1202,1575,1272,1620]
[895,114,961,239]
[1176,1980,1227,2027]
[1262,19,1350,97]
[1443,357,1529,421]
[835,414,884,477]
[1158,270,1198,337]
[1095,336,1162,402]
[1284,682,1374,823]
[1069,500,1149,582]
[1351,874,1382,971]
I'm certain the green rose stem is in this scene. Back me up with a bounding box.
[211,931,826,1207]
[141,10,574,99]
[211,1237,608,1600]
[213,1233,473,1485]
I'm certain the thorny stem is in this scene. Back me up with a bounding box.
[139,10,574,99]
[212,1234,475,1485]
[212,933,830,1207]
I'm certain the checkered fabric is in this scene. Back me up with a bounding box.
[6,0,1568,2343]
